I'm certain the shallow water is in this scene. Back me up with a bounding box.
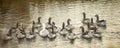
[0,0,120,48]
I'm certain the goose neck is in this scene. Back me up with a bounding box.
[83,12,86,19]
[81,27,84,33]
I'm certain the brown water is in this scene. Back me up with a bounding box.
[0,0,120,48]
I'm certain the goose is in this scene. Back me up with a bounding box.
[49,22,59,34]
[9,27,17,33]
[82,12,90,25]
[39,23,49,40]
[34,17,42,30]
[80,26,93,43]
[26,26,36,41]
[16,22,23,30]
[67,31,77,44]
[95,14,106,28]
[48,24,57,41]
[87,18,96,30]
[16,27,26,43]
[66,19,74,33]
[32,21,42,34]
[46,17,52,30]
[3,29,13,44]
[93,27,102,40]
[60,22,68,38]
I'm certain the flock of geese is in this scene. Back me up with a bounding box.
[2,12,106,44]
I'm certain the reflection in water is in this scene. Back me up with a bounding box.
[0,0,120,48]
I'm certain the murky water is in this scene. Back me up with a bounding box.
[0,0,120,48]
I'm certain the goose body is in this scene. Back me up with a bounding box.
[67,33,76,44]
[3,34,13,43]
[93,27,102,40]
[48,33,57,41]
[26,33,36,41]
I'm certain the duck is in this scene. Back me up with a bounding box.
[26,26,36,41]
[39,23,49,40]
[93,27,102,40]
[67,30,77,44]
[66,19,74,33]
[95,14,106,28]
[48,24,57,41]
[80,26,93,43]
[82,12,90,25]
[60,22,68,38]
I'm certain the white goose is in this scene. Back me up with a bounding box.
[39,23,49,39]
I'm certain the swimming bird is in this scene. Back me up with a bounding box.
[93,27,102,40]
[48,24,57,41]
[26,26,36,41]
[60,22,68,38]
[95,14,106,28]
[66,19,74,33]
[39,23,49,40]
[82,12,90,25]
[67,31,77,44]
[80,26,93,43]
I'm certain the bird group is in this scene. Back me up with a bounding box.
[2,12,106,44]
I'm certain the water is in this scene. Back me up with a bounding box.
[0,0,120,48]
